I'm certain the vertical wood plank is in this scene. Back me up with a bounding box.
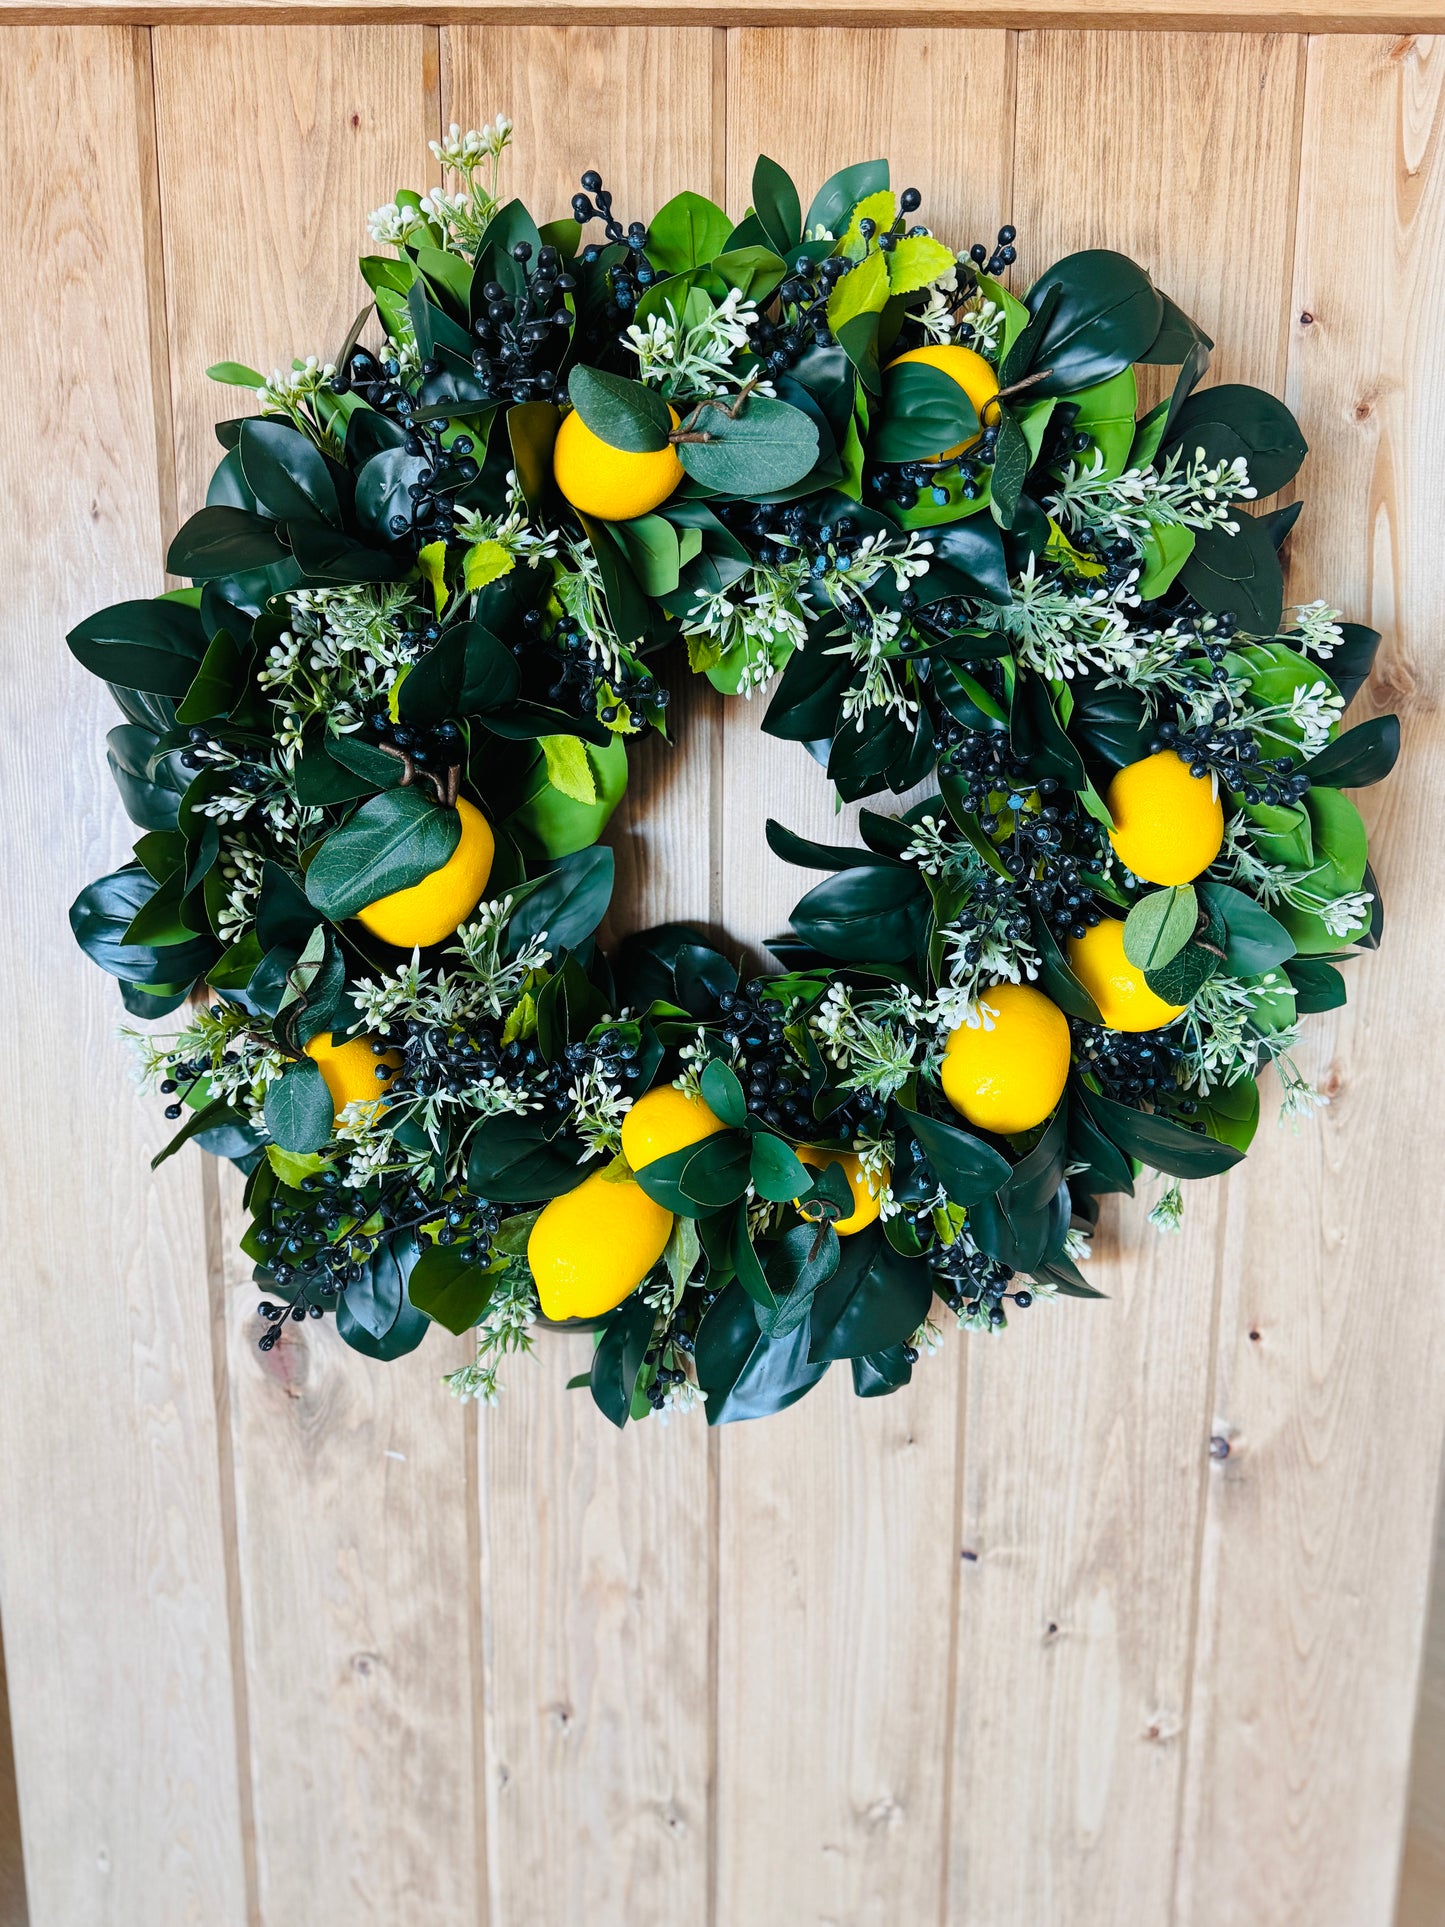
[1396,1466,1445,1927]
[946,32,1306,1927]
[0,27,248,1926]
[444,28,719,1924]
[714,32,1008,1926]
[1177,35,1445,1926]
[151,29,488,1926]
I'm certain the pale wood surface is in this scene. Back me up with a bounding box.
[1176,34,1445,1926]
[0,21,1441,1927]
[949,32,1306,1926]
[1399,1471,1445,1926]
[5,2,1445,36]
[0,26,248,1927]
[447,30,720,1925]
[153,28,488,1925]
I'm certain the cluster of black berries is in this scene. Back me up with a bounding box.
[573,171,656,317]
[339,347,480,549]
[746,252,850,374]
[715,986,886,1144]
[534,608,666,729]
[157,1033,231,1121]
[177,723,271,793]
[362,711,464,778]
[717,498,867,578]
[868,432,998,510]
[934,716,1027,807]
[966,223,1019,280]
[931,1235,1029,1326]
[1072,1023,1184,1105]
[469,242,576,403]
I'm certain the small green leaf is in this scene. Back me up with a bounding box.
[567,365,671,453]
[675,394,820,496]
[886,234,956,296]
[263,1059,334,1154]
[409,1244,496,1335]
[699,1058,747,1129]
[748,1132,813,1204]
[1123,885,1198,971]
[539,733,597,805]
[207,361,265,387]
[826,249,890,332]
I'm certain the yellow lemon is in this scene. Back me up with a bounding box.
[553,404,684,521]
[1067,918,1187,1033]
[355,796,494,948]
[620,1085,726,1171]
[796,1146,885,1236]
[940,982,1070,1135]
[886,343,1000,459]
[1106,750,1224,885]
[303,1030,400,1120]
[527,1166,674,1321]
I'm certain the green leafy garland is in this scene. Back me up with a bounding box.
[70,120,1397,1424]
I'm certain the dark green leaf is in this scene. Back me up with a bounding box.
[262,1059,334,1154]
[567,365,671,453]
[988,408,1030,529]
[1162,384,1307,496]
[1284,956,1348,1013]
[790,864,924,963]
[504,845,614,954]
[70,864,215,986]
[852,1346,914,1397]
[700,1058,747,1128]
[304,789,461,922]
[68,597,209,698]
[151,1096,248,1169]
[749,1132,813,1203]
[409,1244,496,1335]
[695,1278,829,1424]
[634,1131,753,1214]
[1143,938,1219,1005]
[751,155,802,256]
[870,361,978,465]
[1301,714,1400,788]
[805,160,889,241]
[1180,509,1284,634]
[465,1113,592,1202]
[1016,250,1163,395]
[807,1226,932,1362]
[765,818,897,872]
[896,1105,1011,1207]
[756,1223,840,1338]
[589,1291,657,1428]
[1196,881,1296,975]
[166,505,289,580]
[238,418,341,527]
[1080,1088,1244,1179]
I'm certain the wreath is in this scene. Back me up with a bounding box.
[69,121,1397,1425]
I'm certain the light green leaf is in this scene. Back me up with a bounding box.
[463,540,514,592]
[417,540,448,614]
[886,234,956,297]
[840,189,896,258]
[539,733,598,805]
[1123,885,1198,970]
[826,249,890,332]
[1138,520,1195,599]
[207,361,265,388]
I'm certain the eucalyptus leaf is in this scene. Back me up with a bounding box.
[1123,886,1198,971]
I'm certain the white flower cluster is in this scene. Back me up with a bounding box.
[681,559,813,694]
[978,554,1141,682]
[443,1259,538,1406]
[810,981,925,1101]
[258,582,421,749]
[1215,820,1373,936]
[371,117,514,256]
[625,287,774,402]
[818,530,935,726]
[455,480,561,571]
[1048,446,1257,547]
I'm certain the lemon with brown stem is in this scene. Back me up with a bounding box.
[354,796,495,949]
[553,405,684,521]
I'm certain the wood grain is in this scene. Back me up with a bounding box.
[0,26,249,1926]
[947,32,1306,1927]
[1398,1469,1445,1926]
[152,28,489,1925]
[445,29,719,1924]
[2,3,1445,36]
[712,32,1006,1926]
[1176,35,1445,1925]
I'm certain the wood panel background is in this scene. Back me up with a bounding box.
[0,17,1441,1926]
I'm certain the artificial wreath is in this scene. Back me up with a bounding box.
[69,120,1397,1424]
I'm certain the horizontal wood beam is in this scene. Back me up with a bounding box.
[0,3,1439,33]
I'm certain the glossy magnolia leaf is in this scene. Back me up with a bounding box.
[852,1346,914,1398]
[1123,885,1198,971]
[1179,509,1284,634]
[807,1225,933,1362]
[924,520,1012,606]
[1031,914,1103,1024]
[262,1059,334,1154]
[806,159,889,242]
[566,365,672,453]
[167,505,290,580]
[870,361,978,465]
[790,863,925,963]
[989,409,1030,528]
[68,597,210,699]
[238,418,341,527]
[677,395,820,496]
[695,1278,829,1425]
[1285,956,1348,1013]
[765,818,898,873]
[335,1233,424,1352]
[751,154,803,257]
[70,864,216,987]
[1162,384,1307,497]
[505,845,615,954]
[1196,881,1296,975]
[1301,714,1400,789]
[407,1245,496,1336]
[1082,1088,1244,1179]
[1318,622,1381,708]
[1015,250,1163,395]
[634,1131,753,1214]
[304,788,461,922]
[756,1224,840,1339]
[589,1290,657,1428]
[895,1105,1011,1206]
[466,1114,592,1202]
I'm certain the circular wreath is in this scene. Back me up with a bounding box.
[69,122,1397,1424]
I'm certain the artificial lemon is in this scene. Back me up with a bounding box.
[527,1166,674,1321]
[620,1085,726,1171]
[303,1030,400,1119]
[354,796,494,948]
[796,1146,885,1236]
[553,405,684,521]
[1106,750,1224,885]
[1067,918,1187,1033]
[886,343,1000,459]
[940,982,1070,1135]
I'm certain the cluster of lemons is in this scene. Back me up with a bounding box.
[296,368,1227,1330]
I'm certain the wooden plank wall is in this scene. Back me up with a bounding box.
[0,19,1440,1927]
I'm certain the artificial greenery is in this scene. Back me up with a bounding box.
[70,119,1396,1424]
